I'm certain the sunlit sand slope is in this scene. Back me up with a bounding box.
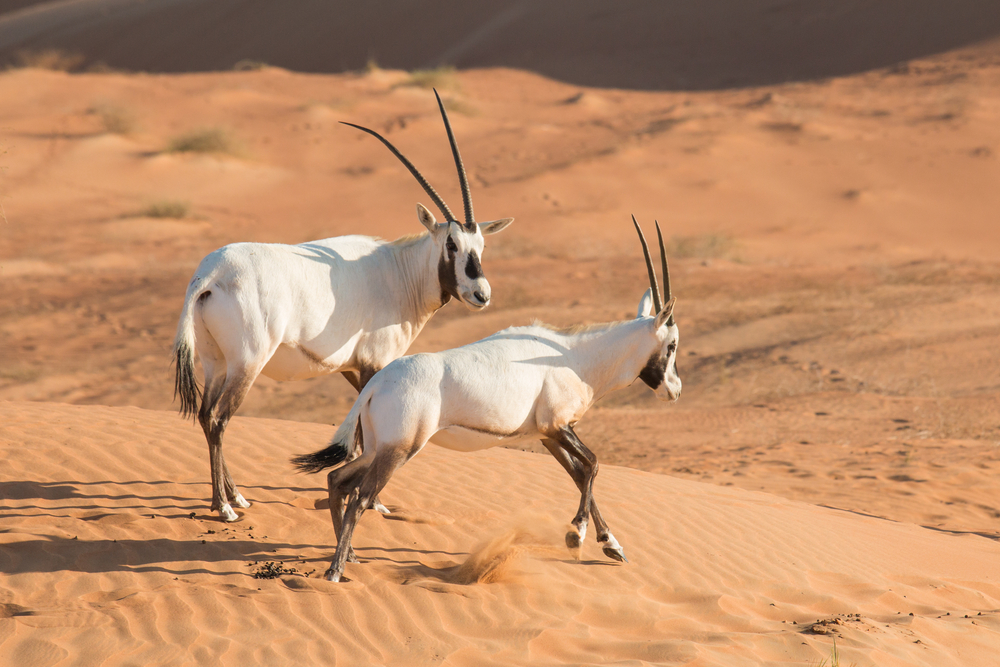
[1,401,998,666]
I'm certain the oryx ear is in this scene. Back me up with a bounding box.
[479,217,514,235]
[637,288,654,318]
[416,203,437,231]
[654,297,677,329]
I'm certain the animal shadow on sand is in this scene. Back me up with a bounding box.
[0,478,321,577]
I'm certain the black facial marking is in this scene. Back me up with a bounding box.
[639,353,668,389]
[465,251,484,280]
[438,248,458,305]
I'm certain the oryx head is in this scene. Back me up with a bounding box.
[341,89,513,310]
[633,216,682,402]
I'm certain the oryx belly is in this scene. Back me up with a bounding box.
[262,341,358,381]
[430,425,536,452]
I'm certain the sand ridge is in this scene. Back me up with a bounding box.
[2,401,999,666]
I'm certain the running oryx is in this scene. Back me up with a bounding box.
[293,217,680,582]
[174,91,514,522]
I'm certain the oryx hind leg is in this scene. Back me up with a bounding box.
[325,446,410,583]
[340,368,391,516]
[325,452,375,565]
[542,429,627,564]
[194,289,273,522]
[198,357,263,522]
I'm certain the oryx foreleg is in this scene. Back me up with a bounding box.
[541,436,628,563]
[543,426,600,557]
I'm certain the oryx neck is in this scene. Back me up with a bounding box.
[383,232,447,326]
[563,318,660,402]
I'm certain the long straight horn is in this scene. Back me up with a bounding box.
[632,215,662,313]
[654,220,674,325]
[433,88,474,226]
[340,121,456,222]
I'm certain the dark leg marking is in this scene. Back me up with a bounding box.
[546,427,597,552]
[540,438,611,542]
[325,448,409,582]
[346,364,389,514]
[198,369,259,521]
[341,371,361,392]
[543,428,627,563]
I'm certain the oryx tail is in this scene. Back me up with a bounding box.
[291,389,370,473]
[173,273,215,420]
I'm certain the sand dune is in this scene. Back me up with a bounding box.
[2,401,999,666]
[2,9,1000,664]
[2,0,1000,89]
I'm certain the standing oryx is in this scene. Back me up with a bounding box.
[293,217,681,583]
[174,91,514,522]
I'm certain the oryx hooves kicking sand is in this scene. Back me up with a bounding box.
[173,90,513,522]
[293,217,681,582]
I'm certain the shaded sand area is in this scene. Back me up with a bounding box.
[2,401,1000,666]
[2,0,1000,90]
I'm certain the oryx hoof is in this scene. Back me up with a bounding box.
[231,493,251,509]
[218,504,240,523]
[565,531,582,550]
[602,545,628,563]
[371,500,391,515]
[565,531,583,561]
[324,568,342,583]
[347,548,360,564]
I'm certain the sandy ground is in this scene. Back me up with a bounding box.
[1,25,1000,667]
[2,402,1000,666]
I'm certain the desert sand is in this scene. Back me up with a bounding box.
[2,401,1000,666]
[2,4,1000,665]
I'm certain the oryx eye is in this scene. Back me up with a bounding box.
[667,342,677,355]
[446,237,457,253]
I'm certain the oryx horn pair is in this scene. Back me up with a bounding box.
[631,215,674,326]
[340,89,476,229]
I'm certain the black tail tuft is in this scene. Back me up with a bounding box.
[292,439,351,474]
[173,342,202,421]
